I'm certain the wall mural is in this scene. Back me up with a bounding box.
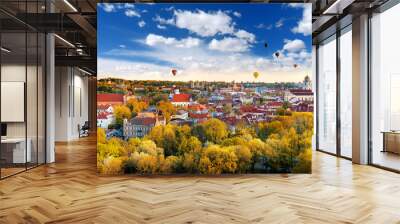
[97,3,313,175]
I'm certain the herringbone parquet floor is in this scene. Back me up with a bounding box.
[1,136,400,224]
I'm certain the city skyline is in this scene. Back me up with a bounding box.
[98,3,312,82]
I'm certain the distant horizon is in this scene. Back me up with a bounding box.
[98,76,311,84]
[98,3,312,82]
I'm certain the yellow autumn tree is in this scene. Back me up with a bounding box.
[198,145,237,174]
[113,105,131,126]
[200,118,228,144]
[157,101,176,122]
[101,156,123,175]
[229,145,252,173]
[98,128,106,144]
[136,153,158,174]
[127,98,148,116]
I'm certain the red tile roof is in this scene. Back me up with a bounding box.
[97,93,124,103]
[189,113,209,119]
[97,112,112,119]
[188,104,207,111]
[289,89,313,96]
[222,116,239,126]
[131,117,156,126]
[172,93,191,103]
[240,105,265,113]
[267,102,283,107]
[98,104,112,110]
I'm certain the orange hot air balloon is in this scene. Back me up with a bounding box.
[171,69,177,76]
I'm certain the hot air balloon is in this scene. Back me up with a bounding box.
[253,71,260,79]
[264,42,268,48]
[274,52,280,58]
[171,69,177,76]
[293,64,298,68]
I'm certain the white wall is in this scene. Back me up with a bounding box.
[54,67,89,141]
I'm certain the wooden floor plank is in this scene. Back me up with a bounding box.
[0,136,399,223]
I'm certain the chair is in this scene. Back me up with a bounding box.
[79,121,90,138]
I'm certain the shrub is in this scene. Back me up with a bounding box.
[198,145,237,174]
[137,140,163,156]
[101,156,123,175]
[182,153,198,173]
[136,153,158,174]
[230,145,252,173]
[123,158,136,174]
[160,156,182,174]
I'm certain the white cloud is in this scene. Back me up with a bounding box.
[145,34,177,46]
[125,9,140,18]
[98,7,312,82]
[287,50,310,59]
[157,24,166,29]
[100,3,115,13]
[283,39,305,52]
[153,10,255,47]
[101,36,311,82]
[287,3,304,8]
[255,23,273,30]
[209,37,250,52]
[153,15,174,25]
[119,45,126,48]
[234,29,256,43]
[275,18,284,28]
[174,10,234,37]
[99,47,310,82]
[165,6,175,11]
[290,4,312,36]
[176,37,201,48]
[124,3,135,9]
[233,11,241,17]
[138,20,146,27]
[100,3,137,12]
[145,34,201,48]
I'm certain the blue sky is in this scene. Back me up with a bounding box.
[98,3,312,82]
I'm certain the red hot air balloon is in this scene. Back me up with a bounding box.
[171,69,177,76]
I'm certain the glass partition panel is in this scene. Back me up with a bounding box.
[317,35,337,154]
[371,3,400,171]
[339,27,352,158]
[1,30,27,177]
[27,30,38,169]
[0,1,47,179]
[38,32,45,165]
